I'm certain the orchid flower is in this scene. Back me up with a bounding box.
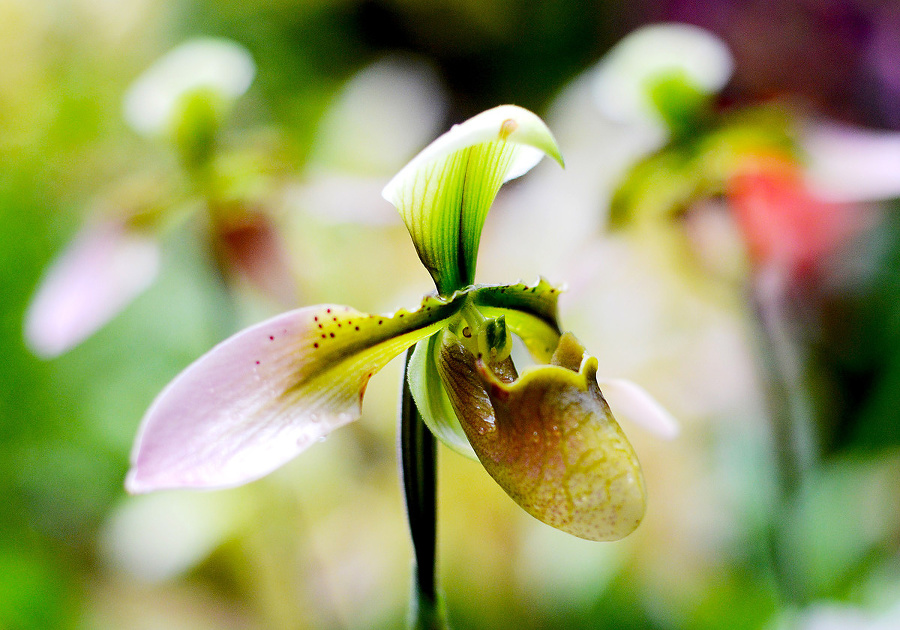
[24,39,302,358]
[127,104,674,623]
[596,25,877,284]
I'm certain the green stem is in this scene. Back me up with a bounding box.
[750,268,818,606]
[399,348,448,629]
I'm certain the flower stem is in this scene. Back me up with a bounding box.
[750,267,818,606]
[399,347,448,629]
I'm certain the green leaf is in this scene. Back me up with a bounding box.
[383,105,563,295]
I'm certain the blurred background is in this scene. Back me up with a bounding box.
[4,0,900,628]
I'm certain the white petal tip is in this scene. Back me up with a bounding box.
[599,378,680,440]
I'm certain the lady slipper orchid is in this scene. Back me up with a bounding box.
[128,105,674,561]
[23,39,292,358]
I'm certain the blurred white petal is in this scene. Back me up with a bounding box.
[312,55,448,174]
[792,601,900,630]
[25,221,160,358]
[102,491,240,582]
[803,120,900,203]
[592,23,733,128]
[285,169,399,225]
[596,377,680,439]
[123,38,255,136]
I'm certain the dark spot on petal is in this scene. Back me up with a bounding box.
[318,324,323,329]
[378,320,383,325]
[326,308,332,314]
[462,327,472,338]
[314,343,319,348]
[269,335,275,341]
[314,316,319,321]
[321,334,327,339]
[255,360,260,365]
[355,326,360,331]
[330,332,335,338]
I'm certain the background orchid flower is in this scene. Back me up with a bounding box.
[122,38,256,142]
[584,24,900,623]
[128,104,675,624]
[596,24,880,288]
[24,39,300,358]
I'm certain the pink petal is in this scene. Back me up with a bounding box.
[24,221,160,358]
[803,121,900,203]
[127,298,458,492]
[596,378,680,440]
